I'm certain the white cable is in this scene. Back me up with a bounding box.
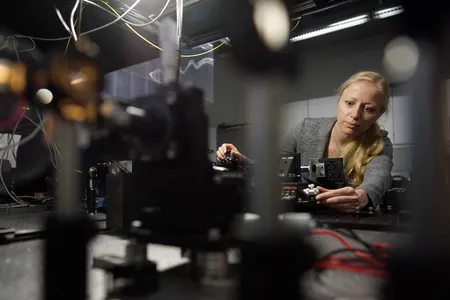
[18,195,53,202]
[83,0,160,27]
[24,114,58,169]
[55,8,72,34]
[0,36,37,53]
[33,107,61,164]
[16,36,36,53]
[0,111,55,206]
[70,0,82,41]
[14,0,141,42]
[82,0,141,35]
[13,35,69,42]
[113,0,171,27]
[0,116,27,205]
[0,120,42,150]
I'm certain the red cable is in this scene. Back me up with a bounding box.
[316,261,389,278]
[312,229,390,268]
[311,229,384,268]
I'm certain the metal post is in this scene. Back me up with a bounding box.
[44,118,96,300]
[175,0,183,86]
[245,73,285,230]
[55,119,80,217]
[402,1,450,251]
[384,3,450,300]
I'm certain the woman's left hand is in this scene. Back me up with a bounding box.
[315,186,369,212]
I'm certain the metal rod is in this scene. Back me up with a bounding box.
[175,0,184,85]
[408,42,450,249]
[55,119,80,217]
[160,18,178,85]
[245,74,285,229]
[402,1,450,251]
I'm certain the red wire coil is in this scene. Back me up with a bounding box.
[311,229,390,278]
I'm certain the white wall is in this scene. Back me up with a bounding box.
[208,33,398,127]
[279,95,412,146]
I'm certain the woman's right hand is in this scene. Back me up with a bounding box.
[216,143,244,164]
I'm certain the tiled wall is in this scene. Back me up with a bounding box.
[279,95,414,173]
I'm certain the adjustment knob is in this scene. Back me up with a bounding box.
[88,167,98,179]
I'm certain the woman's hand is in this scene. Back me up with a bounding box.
[315,186,369,212]
[216,143,244,164]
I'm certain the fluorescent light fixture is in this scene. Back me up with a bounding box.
[329,14,369,27]
[373,6,404,19]
[211,6,405,46]
[290,5,405,43]
[291,15,369,42]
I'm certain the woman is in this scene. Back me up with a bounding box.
[216,71,393,212]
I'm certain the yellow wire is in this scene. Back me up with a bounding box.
[291,19,300,31]
[99,0,225,58]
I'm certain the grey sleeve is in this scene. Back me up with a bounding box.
[356,135,393,208]
[242,120,304,165]
[280,119,304,154]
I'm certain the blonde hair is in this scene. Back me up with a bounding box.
[337,71,390,187]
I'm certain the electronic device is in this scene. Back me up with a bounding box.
[279,155,346,206]
[307,158,347,189]
[380,175,411,217]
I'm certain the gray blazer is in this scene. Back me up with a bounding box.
[280,117,393,208]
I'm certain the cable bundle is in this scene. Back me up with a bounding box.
[0,107,57,208]
[311,229,391,278]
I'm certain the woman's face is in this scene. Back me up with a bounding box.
[336,81,383,139]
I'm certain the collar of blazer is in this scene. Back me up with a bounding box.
[308,118,336,161]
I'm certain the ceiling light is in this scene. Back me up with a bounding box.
[290,15,369,42]
[290,5,405,43]
[329,14,369,27]
[204,6,405,46]
[373,6,404,19]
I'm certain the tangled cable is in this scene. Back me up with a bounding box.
[311,229,391,278]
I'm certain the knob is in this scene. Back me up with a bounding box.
[88,167,98,178]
